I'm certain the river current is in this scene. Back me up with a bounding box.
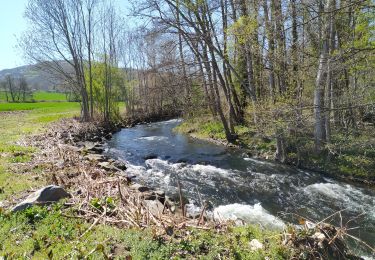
[105,119,375,258]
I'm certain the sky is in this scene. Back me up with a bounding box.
[0,0,132,71]
[0,0,28,70]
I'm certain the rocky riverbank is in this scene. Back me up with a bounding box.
[3,117,371,259]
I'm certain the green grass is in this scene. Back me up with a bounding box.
[32,91,67,101]
[0,205,290,259]
[0,101,79,201]
[0,101,78,112]
[0,91,68,102]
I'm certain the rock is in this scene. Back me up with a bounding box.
[143,154,157,160]
[142,192,157,200]
[130,183,149,192]
[84,154,106,162]
[113,160,127,170]
[83,141,97,150]
[89,145,104,154]
[169,193,189,206]
[98,161,115,171]
[144,200,164,216]
[164,196,176,212]
[154,190,165,198]
[249,239,263,251]
[12,185,70,212]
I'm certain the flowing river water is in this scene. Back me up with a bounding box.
[105,119,375,258]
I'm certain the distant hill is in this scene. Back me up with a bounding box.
[0,63,66,92]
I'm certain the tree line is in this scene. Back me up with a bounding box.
[132,0,374,159]
[0,75,32,102]
[22,0,374,159]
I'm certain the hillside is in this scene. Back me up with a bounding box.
[0,63,65,92]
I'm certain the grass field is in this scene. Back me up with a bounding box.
[0,91,68,102]
[0,101,79,202]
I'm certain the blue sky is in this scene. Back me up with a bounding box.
[0,0,28,70]
[0,0,132,71]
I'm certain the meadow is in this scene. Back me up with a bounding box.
[0,91,67,102]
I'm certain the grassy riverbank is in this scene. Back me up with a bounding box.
[0,104,369,258]
[0,102,293,258]
[175,115,375,184]
[0,204,290,258]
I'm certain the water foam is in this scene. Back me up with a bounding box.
[138,136,168,141]
[191,164,232,177]
[213,203,285,230]
[304,183,375,217]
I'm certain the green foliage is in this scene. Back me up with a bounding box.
[228,15,258,45]
[86,62,122,121]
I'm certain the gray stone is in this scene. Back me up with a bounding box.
[12,185,70,212]
[144,200,164,216]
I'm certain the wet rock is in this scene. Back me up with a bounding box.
[249,239,263,251]
[144,154,157,160]
[130,183,149,192]
[144,200,164,216]
[12,185,70,212]
[113,160,127,170]
[105,133,112,140]
[89,145,104,154]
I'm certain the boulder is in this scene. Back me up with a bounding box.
[12,185,70,212]
[144,200,164,216]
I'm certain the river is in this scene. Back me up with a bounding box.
[105,119,375,258]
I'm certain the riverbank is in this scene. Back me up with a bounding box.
[174,116,375,186]
[0,110,371,258]
[0,112,291,258]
